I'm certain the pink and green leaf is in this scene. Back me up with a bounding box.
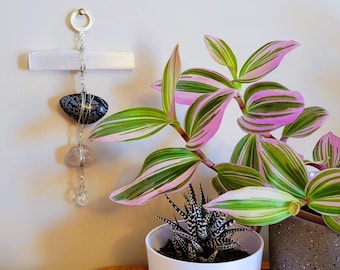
[213,163,267,191]
[238,40,299,83]
[204,35,238,79]
[282,106,329,139]
[313,132,340,168]
[182,68,235,88]
[211,176,228,195]
[259,138,309,199]
[238,82,304,134]
[152,68,236,105]
[88,107,169,142]
[109,148,201,205]
[162,44,181,120]
[204,186,301,226]
[230,134,263,173]
[184,88,238,151]
[306,168,340,215]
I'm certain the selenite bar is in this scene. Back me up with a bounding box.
[28,50,135,71]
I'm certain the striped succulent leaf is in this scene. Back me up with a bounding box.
[184,88,237,151]
[157,184,251,262]
[204,35,238,79]
[237,40,299,83]
[151,68,235,105]
[109,148,201,205]
[204,186,302,226]
[313,132,340,168]
[162,44,181,120]
[88,107,169,142]
[213,163,267,191]
[237,82,304,134]
[259,138,309,200]
[305,168,340,215]
[230,134,262,172]
[282,106,329,139]
[323,214,340,233]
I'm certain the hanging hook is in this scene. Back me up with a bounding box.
[70,8,94,33]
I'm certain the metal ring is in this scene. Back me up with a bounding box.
[70,8,94,33]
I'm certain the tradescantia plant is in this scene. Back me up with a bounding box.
[88,35,340,233]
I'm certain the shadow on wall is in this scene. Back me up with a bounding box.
[29,45,172,270]
[33,194,181,270]
[107,44,162,111]
[29,153,173,270]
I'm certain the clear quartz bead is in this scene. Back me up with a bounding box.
[65,145,96,167]
[75,187,88,207]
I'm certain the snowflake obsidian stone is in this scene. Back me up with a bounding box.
[59,93,108,125]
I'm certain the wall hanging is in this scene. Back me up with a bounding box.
[28,8,135,206]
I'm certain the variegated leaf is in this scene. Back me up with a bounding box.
[238,40,299,83]
[212,176,228,195]
[238,82,304,134]
[313,132,340,168]
[323,214,340,233]
[214,163,267,190]
[230,134,263,173]
[184,88,238,151]
[259,138,309,199]
[162,44,181,120]
[282,106,329,139]
[89,107,169,142]
[306,168,340,215]
[182,68,235,88]
[204,35,238,79]
[204,186,301,226]
[152,68,236,105]
[109,148,201,205]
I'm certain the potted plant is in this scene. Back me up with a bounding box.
[88,35,340,269]
[145,183,264,270]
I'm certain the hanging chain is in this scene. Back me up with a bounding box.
[75,30,89,207]
[66,8,95,207]
[79,31,87,94]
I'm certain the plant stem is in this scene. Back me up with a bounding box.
[234,94,246,113]
[172,123,216,170]
[196,149,216,170]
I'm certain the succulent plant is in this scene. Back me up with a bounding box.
[157,184,250,263]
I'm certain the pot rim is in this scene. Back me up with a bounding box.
[145,221,264,265]
[297,209,325,226]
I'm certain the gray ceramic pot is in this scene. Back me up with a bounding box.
[269,211,340,270]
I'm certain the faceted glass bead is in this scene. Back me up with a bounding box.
[75,188,88,207]
[65,145,96,167]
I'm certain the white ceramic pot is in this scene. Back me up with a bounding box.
[145,221,264,270]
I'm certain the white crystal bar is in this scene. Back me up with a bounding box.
[28,50,135,71]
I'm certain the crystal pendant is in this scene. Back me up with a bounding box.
[65,145,96,167]
[75,187,88,207]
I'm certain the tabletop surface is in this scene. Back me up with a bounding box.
[99,261,270,270]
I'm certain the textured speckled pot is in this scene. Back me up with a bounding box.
[146,221,264,270]
[269,212,340,270]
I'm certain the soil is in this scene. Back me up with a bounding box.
[158,239,250,263]
[301,205,320,216]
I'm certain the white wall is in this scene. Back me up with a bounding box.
[1,1,340,269]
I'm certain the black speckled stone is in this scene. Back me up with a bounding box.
[59,93,108,125]
[269,215,339,270]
